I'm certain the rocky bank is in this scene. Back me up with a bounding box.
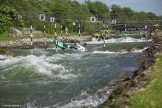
[0,36,92,49]
[100,36,162,108]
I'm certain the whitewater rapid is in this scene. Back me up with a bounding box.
[0,37,152,108]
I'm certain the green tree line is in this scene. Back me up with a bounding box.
[0,0,161,35]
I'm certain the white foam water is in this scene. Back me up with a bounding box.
[46,53,86,62]
[57,87,111,108]
[0,46,149,108]
[132,47,148,53]
[0,55,8,59]
[87,37,152,44]
[0,55,13,59]
[93,47,148,54]
[0,55,78,80]
[93,50,127,54]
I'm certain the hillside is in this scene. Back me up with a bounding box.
[0,0,162,36]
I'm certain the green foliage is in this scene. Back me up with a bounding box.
[0,31,17,41]
[110,4,161,28]
[0,0,161,35]
[111,4,159,21]
[111,4,122,19]
[87,0,110,20]
[0,5,24,34]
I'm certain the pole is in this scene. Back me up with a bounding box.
[44,24,46,36]
[103,20,105,47]
[54,23,58,52]
[50,22,51,36]
[61,25,63,36]
[65,26,68,41]
[30,21,33,46]
[78,22,81,44]
[124,24,126,39]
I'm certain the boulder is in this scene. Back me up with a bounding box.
[9,27,22,37]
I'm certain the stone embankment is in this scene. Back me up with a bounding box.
[0,38,50,49]
[0,36,92,49]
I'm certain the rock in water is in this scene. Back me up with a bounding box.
[0,50,15,57]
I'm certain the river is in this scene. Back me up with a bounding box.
[0,37,153,108]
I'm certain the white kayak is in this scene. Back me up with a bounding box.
[74,43,86,52]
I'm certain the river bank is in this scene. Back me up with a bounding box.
[0,36,92,49]
[100,36,162,108]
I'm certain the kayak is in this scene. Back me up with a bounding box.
[48,39,86,52]
[73,43,86,52]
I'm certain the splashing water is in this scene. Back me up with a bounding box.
[0,40,152,107]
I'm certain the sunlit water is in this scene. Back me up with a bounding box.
[0,37,153,107]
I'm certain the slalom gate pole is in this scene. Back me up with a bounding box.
[50,22,51,36]
[54,23,58,52]
[65,26,68,41]
[44,24,46,36]
[61,25,63,36]
[124,24,126,40]
[44,24,47,45]
[103,20,105,47]
[78,22,81,44]
[30,22,33,46]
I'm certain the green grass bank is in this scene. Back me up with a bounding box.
[129,53,162,108]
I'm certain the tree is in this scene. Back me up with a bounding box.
[0,5,24,34]
[122,7,135,20]
[87,1,110,20]
[147,12,158,20]
[111,4,122,19]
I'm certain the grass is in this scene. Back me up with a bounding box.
[130,54,162,108]
[0,31,87,42]
[0,31,18,41]
[0,31,47,42]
